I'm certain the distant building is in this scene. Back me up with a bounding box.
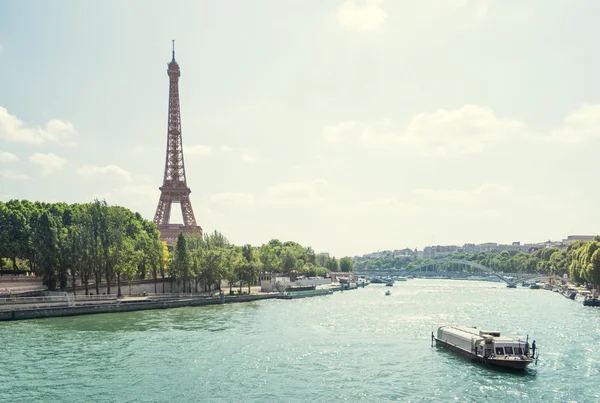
[563,235,596,244]
[357,235,597,262]
[423,245,459,259]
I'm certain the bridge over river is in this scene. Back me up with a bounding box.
[361,258,551,285]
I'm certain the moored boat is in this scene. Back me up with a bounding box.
[583,298,600,307]
[433,325,535,370]
[280,285,332,299]
[575,290,593,301]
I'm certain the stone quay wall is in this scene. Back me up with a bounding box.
[0,293,279,322]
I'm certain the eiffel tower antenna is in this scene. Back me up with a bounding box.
[153,42,202,245]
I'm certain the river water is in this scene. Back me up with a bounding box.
[0,280,598,402]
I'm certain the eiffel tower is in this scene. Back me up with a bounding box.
[153,41,202,245]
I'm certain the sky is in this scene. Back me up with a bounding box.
[0,0,599,257]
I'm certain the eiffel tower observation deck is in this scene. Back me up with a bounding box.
[153,41,202,245]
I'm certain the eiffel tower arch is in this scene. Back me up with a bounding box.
[153,41,203,245]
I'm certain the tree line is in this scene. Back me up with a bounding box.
[170,235,356,295]
[0,199,354,296]
[354,239,600,288]
[416,239,600,286]
[0,199,166,296]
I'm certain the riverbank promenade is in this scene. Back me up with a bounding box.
[0,287,277,321]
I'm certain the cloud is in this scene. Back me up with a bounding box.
[322,121,358,144]
[264,180,328,205]
[417,0,489,19]
[356,198,417,214]
[77,164,133,181]
[185,144,211,156]
[551,104,600,144]
[0,170,29,180]
[209,192,255,204]
[0,106,76,146]
[323,105,525,156]
[28,153,66,176]
[312,178,329,188]
[241,150,258,164]
[337,0,387,31]
[412,184,546,215]
[413,183,512,205]
[0,150,19,163]
[324,104,600,157]
[221,145,233,152]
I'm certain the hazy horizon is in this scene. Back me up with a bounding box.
[1,1,598,257]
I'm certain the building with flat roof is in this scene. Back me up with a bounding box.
[563,235,596,244]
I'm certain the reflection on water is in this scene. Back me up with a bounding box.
[0,280,598,402]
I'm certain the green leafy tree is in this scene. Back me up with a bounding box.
[224,247,243,293]
[260,244,280,273]
[172,233,192,293]
[326,256,339,272]
[32,212,58,290]
[339,256,354,272]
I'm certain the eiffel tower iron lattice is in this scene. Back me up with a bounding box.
[153,41,202,245]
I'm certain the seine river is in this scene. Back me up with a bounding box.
[1,280,598,402]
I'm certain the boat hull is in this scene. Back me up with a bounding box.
[583,298,600,307]
[280,289,333,299]
[434,338,533,371]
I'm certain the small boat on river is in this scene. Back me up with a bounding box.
[583,298,600,307]
[433,325,535,370]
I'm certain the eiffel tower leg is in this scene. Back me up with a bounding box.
[154,195,173,226]
[180,194,197,227]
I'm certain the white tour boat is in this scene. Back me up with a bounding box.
[433,325,536,370]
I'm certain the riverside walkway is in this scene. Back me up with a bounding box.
[0,291,281,322]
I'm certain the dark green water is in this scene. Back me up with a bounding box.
[1,280,598,402]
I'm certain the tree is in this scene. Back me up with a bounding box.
[224,247,243,293]
[172,233,191,293]
[201,249,224,292]
[32,212,58,290]
[240,244,261,293]
[260,244,279,273]
[305,246,316,265]
[326,257,339,272]
[243,260,261,293]
[317,253,329,268]
[279,247,298,274]
[339,256,354,272]
[116,238,140,296]
[159,241,170,293]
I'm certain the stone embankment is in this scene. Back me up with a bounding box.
[0,293,281,322]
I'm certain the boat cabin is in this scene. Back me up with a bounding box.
[437,326,529,359]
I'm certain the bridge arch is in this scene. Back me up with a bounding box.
[405,258,513,284]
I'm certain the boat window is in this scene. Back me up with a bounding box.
[514,347,523,355]
[504,346,514,355]
[495,347,504,355]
